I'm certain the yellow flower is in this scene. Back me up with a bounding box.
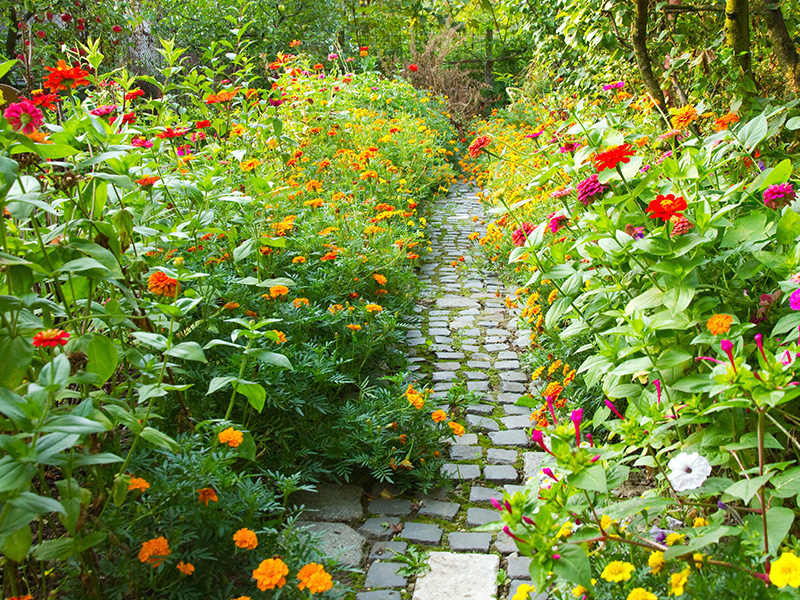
[240,158,262,172]
[572,585,587,597]
[692,517,708,528]
[770,552,800,588]
[556,521,573,538]
[365,303,383,313]
[512,583,535,600]
[272,330,287,343]
[530,366,545,382]
[293,297,309,307]
[627,589,657,600]
[601,561,635,583]
[693,553,704,569]
[292,256,306,264]
[669,568,690,596]
[600,515,616,531]
[347,324,362,331]
[665,532,685,547]
[648,551,665,575]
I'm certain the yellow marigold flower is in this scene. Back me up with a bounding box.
[531,366,545,382]
[547,359,562,376]
[512,583,535,600]
[304,198,324,207]
[601,560,635,583]
[292,256,306,264]
[269,285,289,298]
[693,517,708,528]
[233,528,258,549]
[627,589,657,600]
[231,124,246,136]
[706,313,732,335]
[547,289,558,304]
[431,409,447,423]
[297,562,333,593]
[128,477,150,492]
[218,427,244,448]
[669,568,690,596]
[448,421,465,437]
[272,330,287,344]
[671,105,698,129]
[138,536,171,567]
[563,369,576,387]
[665,532,685,547]
[600,515,616,531]
[365,303,383,313]
[232,597,253,600]
[373,273,387,286]
[293,297,309,307]
[648,550,666,574]
[572,585,588,598]
[405,384,425,409]
[252,557,288,591]
[328,304,343,314]
[542,381,563,399]
[318,226,338,236]
[771,552,800,588]
[197,487,218,506]
[347,324,362,331]
[240,159,262,172]
[176,561,194,575]
[693,552,704,568]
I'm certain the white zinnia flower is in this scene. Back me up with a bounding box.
[667,452,712,491]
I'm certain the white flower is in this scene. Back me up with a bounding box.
[667,452,712,491]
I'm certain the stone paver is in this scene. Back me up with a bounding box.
[301,522,365,566]
[489,430,530,447]
[291,484,364,521]
[369,498,413,516]
[466,507,502,527]
[358,592,402,600]
[359,517,402,540]
[449,445,483,461]
[441,463,481,480]
[449,532,492,552]
[487,448,518,465]
[401,522,443,545]
[368,541,408,562]
[506,555,533,579]
[484,465,519,484]
[365,561,407,589]
[418,499,461,521]
[470,486,504,504]
[412,552,499,600]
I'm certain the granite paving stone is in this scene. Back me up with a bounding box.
[301,522,365,566]
[449,445,483,461]
[358,517,402,540]
[465,414,499,432]
[489,430,530,447]
[358,592,402,600]
[418,499,461,521]
[449,532,493,553]
[487,448,519,465]
[365,561,407,589]
[466,404,494,416]
[291,484,364,522]
[466,507,502,526]
[401,522,443,545]
[501,415,533,429]
[506,555,533,580]
[441,463,481,480]
[368,498,413,516]
[523,452,549,479]
[412,553,499,600]
[469,486,505,503]
[368,541,408,562]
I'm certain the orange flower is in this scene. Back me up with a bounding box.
[293,297,310,307]
[269,285,289,298]
[252,557,288,591]
[714,113,739,132]
[405,384,425,409]
[448,421,465,437]
[543,381,564,399]
[136,175,160,187]
[218,427,244,447]
[206,90,237,104]
[272,330,287,344]
[468,135,491,158]
[43,60,90,93]
[128,477,150,492]
[593,144,635,172]
[321,251,338,261]
[431,409,447,423]
[32,329,70,348]
[671,105,699,129]
[240,159,262,172]
[223,302,240,310]
[297,562,334,593]
[233,528,258,550]
[706,314,733,335]
[372,273,387,286]
[365,303,383,313]
[147,271,179,298]
[293,256,307,263]
[176,561,195,575]
[306,179,322,192]
[406,252,419,259]
[197,487,218,506]
[138,536,171,567]
[347,324,362,331]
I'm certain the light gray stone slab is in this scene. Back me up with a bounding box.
[441,463,481,481]
[466,507,502,526]
[428,328,451,336]
[494,530,519,555]
[358,591,402,600]
[448,433,478,446]
[466,414,499,432]
[291,484,364,522]
[434,362,462,371]
[449,532,492,553]
[466,404,494,416]
[501,381,527,394]
[437,352,466,359]
[497,393,523,404]
[523,452,549,479]
[467,360,491,369]
[465,371,489,380]
[358,517,401,540]
[494,360,521,370]
[418,499,461,521]
[498,351,518,360]
[500,371,528,383]
[467,381,490,392]
[412,552,499,600]
[401,522,443,545]
[507,555,533,580]
[301,522,365,566]
[487,448,518,465]
[501,415,532,429]
[437,297,480,309]
[489,430,530,447]
[365,561,407,589]
[469,486,504,504]
[484,465,519,484]
[432,371,457,382]
[449,445,483,461]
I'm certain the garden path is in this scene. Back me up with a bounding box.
[294,184,548,600]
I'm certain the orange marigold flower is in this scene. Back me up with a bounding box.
[147,271,179,298]
[406,252,419,259]
[321,251,338,261]
[297,562,334,594]
[32,328,70,348]
[136,175,160,187]
[206,90,237,104]
[365,303,383,313]
[431,409,447,423]
[373,273,387,286]
[272,330,287,344]
[347,324,362,331]
[306,179,322,192]
[138,536,171,567]
[305,198,324,208]
[223,302,240,310]
[290,39,302,47]
[542,381,564,399]
[233,528,258,549]
[646,193,687,221]
[405,384,425,409]
[43,60,90,93]
[197,487,218,506]
[269,285,289,298]
[176,561,195,575]
[671,105,699,130]
[252,557,289,591]
[714,112,739,132]
[448,421,465,437]
[293,256,307,263]
[468,135,492,158]
[218,427,244,447]
[240,159,262,172]
[707,313,733,335]
[593,144,635,172]
[128,477,150,492]
[293,297,310,307]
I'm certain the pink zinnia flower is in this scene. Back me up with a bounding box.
[511,222,535,247]
[790,289,800,311]
[763,183,796,210]
[547,213,568,234]
[131,137,153,148]
[90,104,118,116]
[4,100,44,134]
[576,174,606,206]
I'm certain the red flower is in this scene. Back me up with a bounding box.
[136,175,160,187]
[156,127,188,139]
[33,329,70,348]
[195,120,210,129]
[468,135,491,158]
[125,88,145,101]
[29,92,60,110]
[409,64,418,72]
[110,112,136,125]
[43,60,90,93]
[592,143,635,172]
[646,193,687,221]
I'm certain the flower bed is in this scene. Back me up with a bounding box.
[465,85,800,598]
[0,40,459,597]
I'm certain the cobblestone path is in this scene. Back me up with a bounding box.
[293,184,548,600]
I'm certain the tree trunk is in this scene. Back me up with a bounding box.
[725,0,752,80]
[631,0,667,116]
[761,1,800,93]
[484,28,494,87]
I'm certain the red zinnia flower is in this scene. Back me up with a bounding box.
[646,193,687,221]
[468,135,491,158]
[592,143,635,172]
[136,175,160,187]
[29,92,60,110]
[195,120,210,129]
[125,88,145,101]
[33,329,70,348]
[43,60,90,93]
[156,127,188,139]
[110,112,136,125]
[409,64,418,72]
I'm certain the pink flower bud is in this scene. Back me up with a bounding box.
[570,408,583,446]
[546,395,557,425]
[605,399,624,419]
[531,429,551,454]
[721,339,736,373]
[653,379,661,406]
[755,333,767,362]
[491,498,503,511]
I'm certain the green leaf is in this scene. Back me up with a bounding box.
[748,507,795,555]
[244,349,293,370]
[207,376,236,395]
[1,524,32,562]
[40,415,107,434]
[140,427,180,452]
[165,342,207,362]
[725,473,774,504]
[233,239,257,262]
[568,464,607,493]
[0,335,33,389]
[777,210,800,245]
[9,492,65,516]
[11,143,81,159]
[602,497,676,521]
[0,457,34,492]
[664,526,735,561]
[234,381,267,413]
[552,543,592,588]
[738,113,769,151]
[85,334,118,386]
[771,313,800,337]
[786,116,800,130]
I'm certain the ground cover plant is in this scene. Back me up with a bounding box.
[464,79,800,599]
[0,26,463,597]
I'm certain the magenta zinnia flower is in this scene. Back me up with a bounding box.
[4,100,44,134]
[511,222,535,247]
[763,183,796,210]
[90,104,118,116]
[547,213,568,234]
[790,289,800,311]
[576,174,607,206]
